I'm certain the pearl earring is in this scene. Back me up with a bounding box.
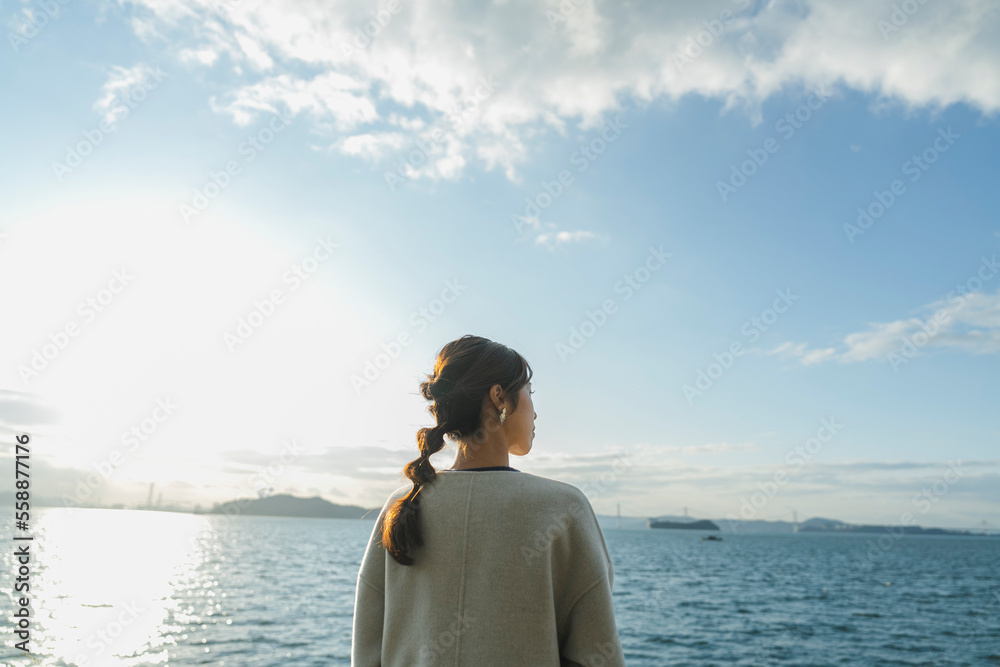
[499,407,506,424]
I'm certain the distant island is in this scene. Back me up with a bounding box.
[648,518,720,531]
[597,514,995,537]
[795,517,985,537]
[3,493,994,537]
[207,494,374,519]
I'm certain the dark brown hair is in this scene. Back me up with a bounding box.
[380,334,533,566]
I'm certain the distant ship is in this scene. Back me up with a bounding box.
[647,518,720,531]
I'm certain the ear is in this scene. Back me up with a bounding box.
[490,384,505,410]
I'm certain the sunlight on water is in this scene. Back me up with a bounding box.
[2,508,213,667]
[4,508,994,665]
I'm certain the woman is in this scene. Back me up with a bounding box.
[351,335,626,666]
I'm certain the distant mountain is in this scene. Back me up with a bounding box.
[208,494,375,519]
[797,517,980,536]
[596,514,994,536]
[6,492,992,536]
[799,517,844,531]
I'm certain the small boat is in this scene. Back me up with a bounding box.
[701,535,723,541]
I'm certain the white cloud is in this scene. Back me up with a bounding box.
[512,216,606,250]
[334,131,406,159]
[207,71,376,128]
[115,0,1000,181]
[534,229,604,249]
[769,341,838,365]
[773,282,1000,366]
[178,47,219,66]
[522,445,1000,526]
[0,390,58,432]
[93,62,161,125]
[676,442,758,455]
[234,31,274,70]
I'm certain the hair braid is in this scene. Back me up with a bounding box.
[380,335,533,566]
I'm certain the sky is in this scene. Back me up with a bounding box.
[1,0,998,529]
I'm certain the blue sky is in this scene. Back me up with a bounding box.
[1,0,998,529]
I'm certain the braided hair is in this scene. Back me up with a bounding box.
[380,335,533,566]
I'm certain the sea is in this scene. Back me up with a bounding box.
[1,507,998,666]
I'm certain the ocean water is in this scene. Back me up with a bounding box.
[1,507,998,666]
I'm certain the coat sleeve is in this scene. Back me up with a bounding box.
[351,505,389,667]
[558,495,627,667]
[558,563,626,667]
[351,575,385,667]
